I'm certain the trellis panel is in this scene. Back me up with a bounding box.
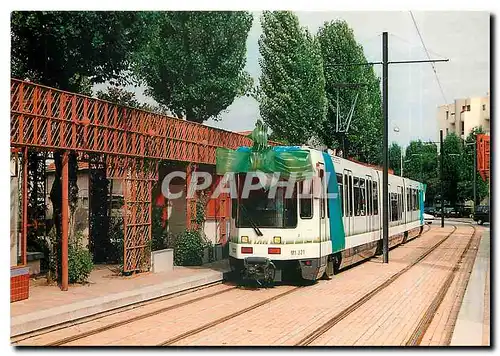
[11,79,253,165]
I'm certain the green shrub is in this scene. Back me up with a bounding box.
[68,232,94,284]
[174,229,205,266]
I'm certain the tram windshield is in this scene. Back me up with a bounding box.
[236,184,298,229]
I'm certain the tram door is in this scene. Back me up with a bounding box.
[366,175,373,232]
[318,166,327,250]
[317,166,328,274]
[343,169,354,236]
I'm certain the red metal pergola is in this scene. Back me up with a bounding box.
[10,79,255,293]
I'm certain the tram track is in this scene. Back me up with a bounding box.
[14,223,447,347]
[157,286,302,346]
[406,224,478,346]
[12,282,237,346]
[295,224,461,346]
[157,225,436,346]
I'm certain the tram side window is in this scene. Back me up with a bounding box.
[416,189,420,210]
[320,170,325,218]
[349,175,354,217]
[373,182,379,215]
[353,177,360,216]
[391,193,398,221]
[413,190,418,211]
[398,187,403,220]
[367,180,372,216]
[344,174,349,217]
[359,178,366,216]
[337,173,344,217]
[299,181,313,219]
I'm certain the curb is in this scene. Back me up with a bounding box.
[450,231,490,346]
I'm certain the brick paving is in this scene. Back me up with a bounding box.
[307,226,474,346]
[172,226,458,346]
[420,226,483,346]
[15,224,487,347]
[65,285,298,346]
[16,283,235,346]
[11,263,226,317]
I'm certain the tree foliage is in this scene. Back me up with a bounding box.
[403,140,439,205]
[389,142,402,176]
[11,11,144,92]
[441,132,466,207]
[96,86,169,115]
[257,11,327,145]
[402,127,489,208]
[133,11,253,123]
[316,20,382,164]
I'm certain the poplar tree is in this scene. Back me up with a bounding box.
[258,11,327,145]
[316,20,383,164]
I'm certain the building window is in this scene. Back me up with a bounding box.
[462,105,466,112]
[483,104,486,111]
[461,121,465,135]
[446,128,449,135]
[446,111,449,120]
[466,105,471,111]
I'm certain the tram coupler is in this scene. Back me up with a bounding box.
[243,257,280,285]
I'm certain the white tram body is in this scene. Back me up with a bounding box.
[228,147,426,282]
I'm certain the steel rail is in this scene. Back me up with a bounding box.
[295,225,459,346]
[158,286,302,346]
[11,282,234,345]
[406,224,478,346]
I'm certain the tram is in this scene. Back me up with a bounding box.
[226,146,426,283]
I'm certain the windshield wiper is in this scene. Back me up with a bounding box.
[240,204,263,236]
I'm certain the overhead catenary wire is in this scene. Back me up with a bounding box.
[409,11,449,105]
[389,33,448,60]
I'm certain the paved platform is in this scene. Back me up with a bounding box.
[450,229,490,346]
[11,259,230,337]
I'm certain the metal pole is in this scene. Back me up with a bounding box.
[382,32,389,263]
[421,156,423,182]
[473,141,477,209]
[22,148,28,266]
[440,130,444,228]
[61,151,69,291]
[401,147,403,177]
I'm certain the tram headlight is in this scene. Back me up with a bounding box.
[273,236,281,244]
[241,236,249,243]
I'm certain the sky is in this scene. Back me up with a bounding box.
[93,11,490,148]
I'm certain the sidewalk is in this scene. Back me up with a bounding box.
[450,229,490,346]
[11,259,230,337]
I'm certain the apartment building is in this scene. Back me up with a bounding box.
[437,92,490,140]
